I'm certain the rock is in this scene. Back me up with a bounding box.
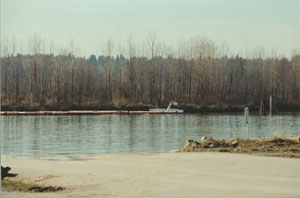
[191,141,200,148]
[184,139,194,148]
[200,136,207,141]
[209,144,215,148]
[184,139,201,150]
[232,141,239,147]
[185,139,194,145]
[1,166,11,180]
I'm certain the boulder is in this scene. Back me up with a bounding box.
[232,140,239,147]
[200,136,207,141]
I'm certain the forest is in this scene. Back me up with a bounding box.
[1,35,300,112]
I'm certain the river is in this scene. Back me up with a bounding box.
[1,113,300,156]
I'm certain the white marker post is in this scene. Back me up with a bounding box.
[244,107,249,139]
[0,0,2,195]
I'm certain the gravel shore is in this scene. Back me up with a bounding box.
[2,152,300,198]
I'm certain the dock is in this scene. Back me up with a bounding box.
[0,110,178,116]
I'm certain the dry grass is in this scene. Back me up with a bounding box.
[2,180,64,192]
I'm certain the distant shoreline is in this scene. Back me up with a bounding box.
[1,102,300,113]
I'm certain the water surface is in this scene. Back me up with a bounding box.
[1,113,300,156]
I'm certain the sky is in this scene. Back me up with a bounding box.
[1,0,300,57]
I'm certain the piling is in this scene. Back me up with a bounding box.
[244,107,249,139]
[270,95,272,116]
[259,99,264,115]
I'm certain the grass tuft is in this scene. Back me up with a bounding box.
[2,180,64,192]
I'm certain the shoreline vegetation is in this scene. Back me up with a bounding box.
[1,36,300,115]
[1,102,300,113]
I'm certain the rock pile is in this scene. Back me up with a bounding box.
[181,136,300,158]
[183,137,239,152]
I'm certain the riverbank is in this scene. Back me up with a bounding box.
[182,136,300,158]
[1,102,300,113]
[2,152,300,198]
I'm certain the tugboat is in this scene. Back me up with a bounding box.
[149,101,184,113]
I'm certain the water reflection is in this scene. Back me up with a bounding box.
[1,113,300,156]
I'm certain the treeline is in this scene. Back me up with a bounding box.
[1,36,300,111]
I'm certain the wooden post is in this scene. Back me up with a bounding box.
[270,95,272,116]
[259,99,264,115]
[245,107,249,139]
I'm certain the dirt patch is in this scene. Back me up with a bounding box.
[180,136,300,158]
[2,180,65,193]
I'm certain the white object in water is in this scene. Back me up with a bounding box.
[150,101,184,113]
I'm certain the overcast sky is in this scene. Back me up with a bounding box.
[2,0,300,57]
